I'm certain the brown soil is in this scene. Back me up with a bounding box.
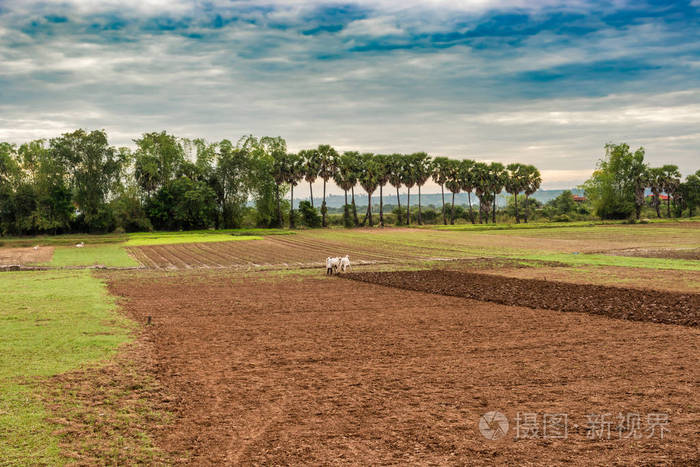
[344,270,699,327]
[605,247,700,260]
[41,339,179,464]
[0,246,53,265]
[103,271,700,465]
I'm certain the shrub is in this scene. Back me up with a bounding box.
[298,201,321,228]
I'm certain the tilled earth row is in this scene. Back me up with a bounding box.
[343,270,700,327]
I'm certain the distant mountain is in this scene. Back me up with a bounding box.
[293,189,585,209]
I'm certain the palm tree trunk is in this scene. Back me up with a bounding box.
[379,185,384,227]
[368,192,373,226]
[275,184,282,227]
[351,186,359,226]
[524,194,529,223]
[309,182,314,208]
[406,188,411,225]
[514,192,519,223]
[322,180,327,227]
[418,185,423,225]
[451,192,455,225]
[467,192,475,224]
[666,195,671,217]
[289,184,295,228]
[395,186,402,225]
[654,193,661,217]
[343,189,350,227]
[441,184,446,225]
[492,193,497,223]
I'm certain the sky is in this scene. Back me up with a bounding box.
[1,0,699,194]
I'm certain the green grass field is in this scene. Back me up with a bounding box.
[0,271,134,464]
[124,232,262,246]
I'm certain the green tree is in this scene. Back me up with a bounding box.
[334,152,356,227]
[375,154,392,227]
[359,153,380,226]
[445,159,461,224]
[50,129,125,232]
[682,170,700,217]
[133,131,185,196]
[215,139,251,228]
[411,152,432,225]
[488,162,506,223]
[300,149,320,208]
[647,167,664,218]
[523,165,542,223]
[505,163,527,223]
[285,153,304,228]
[317,144,338,227]
[582,143,644,220]
[660,164,681,218]
[458,159,477,224]
[401,154,417,225]
[431,157,450,225]
[471,162,491,223]
[388,154,404,225]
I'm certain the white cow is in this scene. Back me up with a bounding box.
[326,256,340,275]
[339,255,351,273]
[75,242,85,248]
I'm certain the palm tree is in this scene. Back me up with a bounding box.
[459,159,476,224]
[401,154,417,225]
[286,153,304,228]
[411,152,432,225]
[340,151,361,226]
[648,167,664,218]
[629,153,649,220]
[317,144,338,227]
[505,163,526,223]
[445,159,461,224]
[374,154,392,227]
[488,162,506,223]
[523,165,541,223]
[359,153,380,226]
[431,157,450,225]
[300,148,320,208]
[334,152,356,227]
[471,162,491,223]
[388,153,404,225]
[660,164,681,217]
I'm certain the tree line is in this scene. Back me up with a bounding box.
[583,143,700,220]
[0,129,544,235]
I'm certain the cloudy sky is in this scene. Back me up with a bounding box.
[1,0,699,193]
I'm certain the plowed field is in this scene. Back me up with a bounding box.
[105,272,700,465]
[127,235,438,270]
[344,270,700,327]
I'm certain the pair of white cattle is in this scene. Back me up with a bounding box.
[326,255,350,275]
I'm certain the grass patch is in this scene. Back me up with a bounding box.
[0,270,134,464]
[48,244,139,268]
[125,232,262,247]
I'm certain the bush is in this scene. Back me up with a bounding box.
[298,201,321,228]
[553,214,571,222]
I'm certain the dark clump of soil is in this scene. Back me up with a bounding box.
[343,270,700,327]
